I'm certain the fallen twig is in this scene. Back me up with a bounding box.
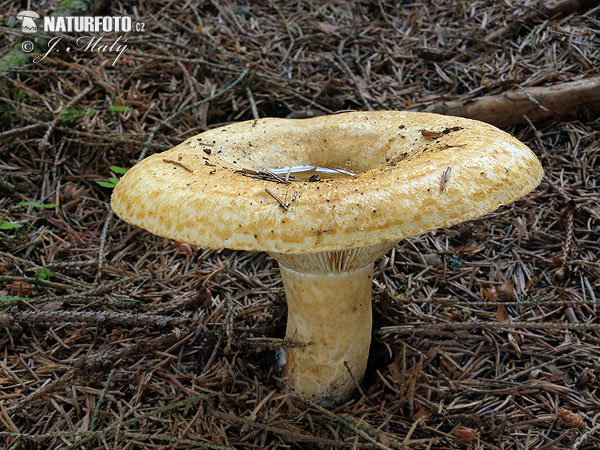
[62,395,217,450]
[570,423,600,449]
[0,430,232,449]
[556,207,574,280]
[214,411,365,448]
[0,123,45,141]
[268,0,295,67]
[0,275,76,292]
[378,321,600,334]
[265,188,289,210]
[6,372,74,415]
[234,168,295,184]
[0,308,191,329]
[88,368,115,442]
[163,158,193,173]
[39,86,93,149]
[245,87,259,121]
[546,177,577,280]
[73,331,191,378]
[304,397,407,449]
[425,76,600,128]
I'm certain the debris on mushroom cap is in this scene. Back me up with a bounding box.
[111,111,543,254]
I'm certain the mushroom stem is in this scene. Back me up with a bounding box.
[271,242,397,405]
[278,264,373,405]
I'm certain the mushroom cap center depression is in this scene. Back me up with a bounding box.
[190,115,428,174]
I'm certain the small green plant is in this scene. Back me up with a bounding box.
[35,267,53,281]
[16,230,29,240]
[59,107,96,124]
[19,201,57,209]
[398,280,408,294]
[0,296,26,303]
[110,166,129,174]
[58,0,91,13]
[15,89,27,103]
[59,0,79,9]
[0,220,22,230]
[97,166,129,189]
[109,105,130,112]
[97,178,120,188]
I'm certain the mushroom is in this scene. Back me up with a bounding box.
[111,111,542,405]
[16,11,40,33]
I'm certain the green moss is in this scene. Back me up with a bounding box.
[59,107,97,124]
[0,47,30,77]
[1,18,16,28]
[35,267,53,281]
[16,89,27,103]
[58,0,83,12]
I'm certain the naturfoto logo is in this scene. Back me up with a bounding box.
[16,10,145,66]
[43,16,142,33]
[16,11,40,33]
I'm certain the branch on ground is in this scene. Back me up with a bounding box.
[424,76,600,128]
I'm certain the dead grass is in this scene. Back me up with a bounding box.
[0,0,599,448]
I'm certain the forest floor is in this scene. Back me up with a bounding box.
[1,0,599,448]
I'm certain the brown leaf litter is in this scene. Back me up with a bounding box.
[0,0,599,448]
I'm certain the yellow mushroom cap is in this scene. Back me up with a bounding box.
[111,111,543,254]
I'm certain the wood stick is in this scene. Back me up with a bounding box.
[424,76,600,128]
[0,123,45,141]
[39,86,93,149]
[0,308,191,329]
[377,320,600,334]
